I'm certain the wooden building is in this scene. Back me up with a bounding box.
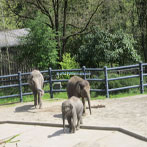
[0,28,31,75]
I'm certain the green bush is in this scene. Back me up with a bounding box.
[59,53,80,80]
[77,28,141,67]
[18,12,58,70]
[59,53,80,70]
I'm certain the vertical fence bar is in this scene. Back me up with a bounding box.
[139,62,144,94]
[82,66,86,80]
[18,71,23,102]
[104,66,109,98]
[49,67,53,98]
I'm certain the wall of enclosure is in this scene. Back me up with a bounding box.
[0,63,147,102]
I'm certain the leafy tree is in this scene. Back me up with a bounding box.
[112,30,141,65]
[2,0,146,68]
[5,0,104,59]
[59,53,80,80]
[18,13,58,70]
[77,28,141,67]
[59,53,79,69]
[135,0,147,63]
[0,0,21,30]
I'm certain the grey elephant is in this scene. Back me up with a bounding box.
[28,70,44,109]
[62,96,83,133]
[67,76,91,115]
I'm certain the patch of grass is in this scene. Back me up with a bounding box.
[110,92,140,98]
[109,88,145,98]
[0,92,67,105]
[90,88,147,99]
[53,92,68,99]
[1,88,147,105]
[0,97,19,105]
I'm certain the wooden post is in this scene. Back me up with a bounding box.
[104,66,109,98]
[49,68,53,98]
[18,71,23,102]
[6,47,11,75]
[139,62,144,94]
[0,48,2,76]
[82,66,86,80]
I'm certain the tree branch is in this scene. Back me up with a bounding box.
[5,0,34,20]
[36,0,54,29]
[66,23,83,29]
[65,0,104,40]
[52,0,59,32]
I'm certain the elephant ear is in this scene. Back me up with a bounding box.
[76,81,84,96]
[70,104,73,109]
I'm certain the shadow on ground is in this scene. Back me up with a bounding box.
[53,114,62,118]
[48,128,70,138]
[15,105,35,113]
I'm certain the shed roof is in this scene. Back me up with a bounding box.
[0,28,29,48]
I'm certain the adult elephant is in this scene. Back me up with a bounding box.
[28,70,44,109]
[67,76,92,115]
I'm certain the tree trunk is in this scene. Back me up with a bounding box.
[53,0,61,61]
[62,0,68,57]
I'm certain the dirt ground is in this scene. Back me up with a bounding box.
[0,123,147,147]
[0,94,147,146]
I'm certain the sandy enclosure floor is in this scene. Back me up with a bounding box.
[0,124,147,147]
[0,94,147,138]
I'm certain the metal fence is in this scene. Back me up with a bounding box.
[0,63,147,102]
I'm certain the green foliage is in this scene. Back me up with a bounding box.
[90,73,140,96]
[18,12,58,70]
[0,0,21,30]
[58,53,80,81]
[2,0,146,65]
[111,30,141,65]
[59,53,80,69]
[77,28,141,67]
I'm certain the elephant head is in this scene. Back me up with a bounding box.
[62,101,73,132]
[76,80,91,115]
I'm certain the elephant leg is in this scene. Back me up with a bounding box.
[76,118,81,130]
[62,114,66,133]
[38,92,42,109]
[33,92,37,108]
[80,117,83,124]
[77,113,83,130]
[67,117,72,132]
[82,98,86,116]
[71,118,76,133]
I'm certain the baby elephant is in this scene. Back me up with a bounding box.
[28,70,44,109]
[62,96,83,133]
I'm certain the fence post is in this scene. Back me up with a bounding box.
[18,71,23,102]
[104,66,109,98]
[49,67,53,98]
[82,66,86,80]
[139,62,144,94]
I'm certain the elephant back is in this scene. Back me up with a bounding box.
[67,76,85,98]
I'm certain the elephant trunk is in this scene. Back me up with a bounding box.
[87,96,92,115]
